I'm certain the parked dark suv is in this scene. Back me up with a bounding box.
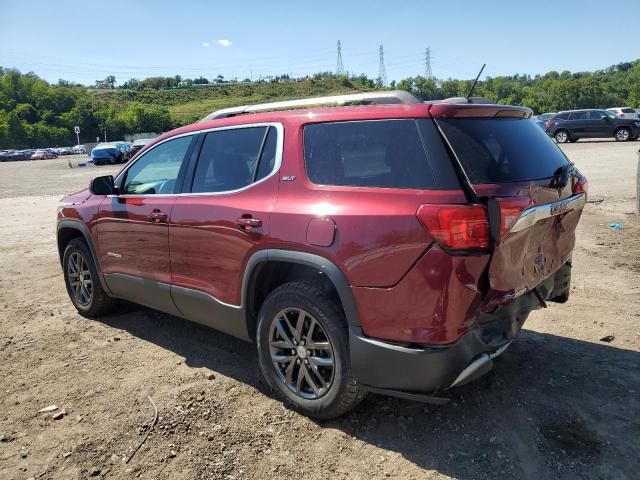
[545,109,640,142]
[57,91,587,418]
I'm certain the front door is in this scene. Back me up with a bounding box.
[587,110,612,137]
[169,124,281,338]
[96,134,195,314]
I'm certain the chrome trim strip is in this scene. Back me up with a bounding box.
[171,284,242,310]
[112,122,284,197]
[450,353,491,388]
[509,193,586,233]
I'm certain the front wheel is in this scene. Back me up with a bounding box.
[256,281,366,419]
[615,127,631,142]
[63,238,116,316]
[554,129,569,143]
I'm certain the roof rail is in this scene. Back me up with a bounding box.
[200,90,420,121]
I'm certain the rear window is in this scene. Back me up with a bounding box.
[555,113,569,120]
[436,117,570,184]
[303,119,459,190]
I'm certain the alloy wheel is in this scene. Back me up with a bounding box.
[555,130,568,143]
[616,129,630,141]
[268,308,335,399]
[67,252,93,306]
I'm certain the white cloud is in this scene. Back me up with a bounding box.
[217,39,232,47]
[201,42,210,47]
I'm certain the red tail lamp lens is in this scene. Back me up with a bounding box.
[496,197,531,237]
[417,204,490,250]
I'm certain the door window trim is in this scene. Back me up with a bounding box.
[112,122,284,197]
[113,132,198,197]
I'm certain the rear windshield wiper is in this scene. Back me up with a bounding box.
[549,164,575,189]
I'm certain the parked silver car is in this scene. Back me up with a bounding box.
[606,107,639,119]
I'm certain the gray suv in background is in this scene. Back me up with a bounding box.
[545,109,640,143]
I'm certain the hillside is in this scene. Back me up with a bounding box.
[88,76,374,123]
[1,61,640,148]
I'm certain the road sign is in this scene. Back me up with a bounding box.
[74,126,80,134]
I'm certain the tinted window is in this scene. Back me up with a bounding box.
[437,117,570,184]
[303,119,459,190]
[123,136,193,194]
[622,108,636,113]
[192,127,268,193]
[555,113,570,120]
[570,111,588,120]
[588,110,606,120]
[255,127,277,182]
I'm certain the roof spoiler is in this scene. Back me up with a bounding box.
[200,90,421,121]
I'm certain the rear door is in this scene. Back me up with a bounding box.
[434,109,585,297]
[567,110,590,137]
[168,124,281,338]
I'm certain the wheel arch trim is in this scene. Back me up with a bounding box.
[57,219,112,295]
[242,249,361,328]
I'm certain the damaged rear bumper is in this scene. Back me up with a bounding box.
[350,263,571,396]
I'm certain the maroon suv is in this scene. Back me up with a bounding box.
[57,91,587,418]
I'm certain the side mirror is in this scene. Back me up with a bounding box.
[601,115,610,121]
[90,175,116,195]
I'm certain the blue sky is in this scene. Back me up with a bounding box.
[1,0,637,85]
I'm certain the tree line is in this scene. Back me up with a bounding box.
[1,60,639,149]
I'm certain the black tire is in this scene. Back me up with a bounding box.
[256,281,366,419]
[554,129,570,143]
[62,238,116,316]
[614,127,631,142]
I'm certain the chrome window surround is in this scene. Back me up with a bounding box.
[112,122,284,197]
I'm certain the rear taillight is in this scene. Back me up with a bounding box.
[496,197,531,237]
[544,120,552,128]
[417,204,490,250]
[417,199,531,251]
[573,177,588,198]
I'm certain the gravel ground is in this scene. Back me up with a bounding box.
[0,142,639,480]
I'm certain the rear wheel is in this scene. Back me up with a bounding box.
[615,127,631,142]
[63,238,116,316]
[554,129,569,143]
[256,281,366,419]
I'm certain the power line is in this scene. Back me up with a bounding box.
[424,47,433,79]
[378,45,387,87]
[336,40,345,76]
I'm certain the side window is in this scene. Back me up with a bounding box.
[588,110,605,120]
[570,111,587,120]
[555,113,569,120]
[122,136,193,195]
[304,119,445,189]
[191,126,276,193]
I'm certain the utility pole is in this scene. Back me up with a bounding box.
[424,47,433,79]
[336,40,345,76]
[378,45,387,87]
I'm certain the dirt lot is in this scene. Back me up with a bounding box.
[1,143,639,480]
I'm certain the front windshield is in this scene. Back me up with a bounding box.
[603,110,617,119]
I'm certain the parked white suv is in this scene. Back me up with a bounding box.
[606,107,639,119]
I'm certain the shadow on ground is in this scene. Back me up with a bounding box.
[100,305,640,480]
